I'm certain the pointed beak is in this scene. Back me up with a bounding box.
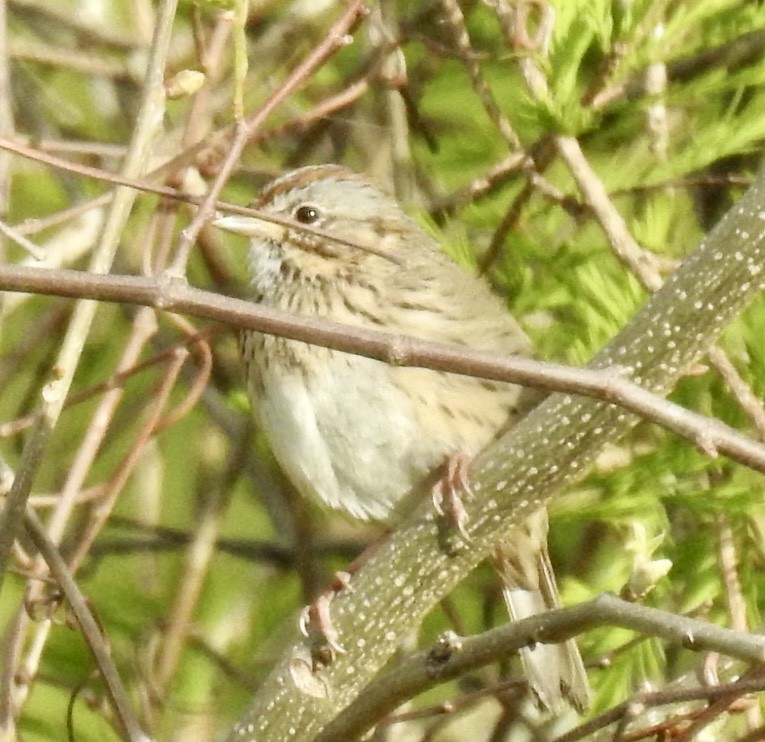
[212,214,285,242]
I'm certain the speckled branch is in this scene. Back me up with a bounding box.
[0,175,763,739]
[223,170,765,741]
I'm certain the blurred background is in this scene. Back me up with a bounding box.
[2,0,765,739]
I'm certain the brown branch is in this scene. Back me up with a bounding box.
[152,428,248,699]
[169,0,369,272]
[591,28,765,110]
[66,344,189,574]
[0,137,404,265]
[0,329,213,438]
[9,0,141,50]
[0,0,178,624]
[438,0,522,150]
[556,671,765,742]
[89,517,365,565]
[9,40,135,80]
[0,0,14,265]
[0,264,764,474]
[708,345,765,439]
[315,593,765,742]
[22,510,148,742]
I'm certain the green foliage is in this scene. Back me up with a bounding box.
[3,0,765,739]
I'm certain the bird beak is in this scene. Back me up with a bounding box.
[212,214,285,242]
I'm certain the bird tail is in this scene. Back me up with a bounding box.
[493,510,590,713]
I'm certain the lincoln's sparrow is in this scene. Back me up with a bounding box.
[215,164,589,711]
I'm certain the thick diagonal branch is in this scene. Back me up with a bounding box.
[224,169,765,740]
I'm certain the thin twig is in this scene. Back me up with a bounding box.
[168,0,368,274]
[0,137,404,265]
[153,425,249,698]
[9,40,135,80]
[491,2,665,290]
[0,218,45,259]
[23,510,150,742]
[9,0,141,50]
[0,5,178,724]
[553,135,665,290]
[47,309,159,547]
[429,151,530,219]
[0,0,14,264]
[0,327,216,438]
[67,345,189,573]
[671,666,765,742]
[708,346,765,439]
[151,317,212,433]
[438,0,521,150]
[11,310,162,717]
[90,517,365,565]
[714,511,763,733]
[556,671,765,742]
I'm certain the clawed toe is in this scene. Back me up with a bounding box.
[432,452,473,540]
[299,577,349,670]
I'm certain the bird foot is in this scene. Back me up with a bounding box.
[298,571,352,670]
[432,451,473,541]
[298,536,387,671]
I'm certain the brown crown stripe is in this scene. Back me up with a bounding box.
[258,165,370,206]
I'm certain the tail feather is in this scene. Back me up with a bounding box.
[493,509,590,712]
[502,586,590,712]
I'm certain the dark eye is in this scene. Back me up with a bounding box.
[294,205,320,224]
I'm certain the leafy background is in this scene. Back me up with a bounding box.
[2,0,765,739]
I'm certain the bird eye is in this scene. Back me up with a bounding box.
[294,205,320,224]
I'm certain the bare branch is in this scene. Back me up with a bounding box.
[0,0,177,601]
[0,265,764,475]
[169,0,368,273]
[315,593,765,742]
[23,510,149,742]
